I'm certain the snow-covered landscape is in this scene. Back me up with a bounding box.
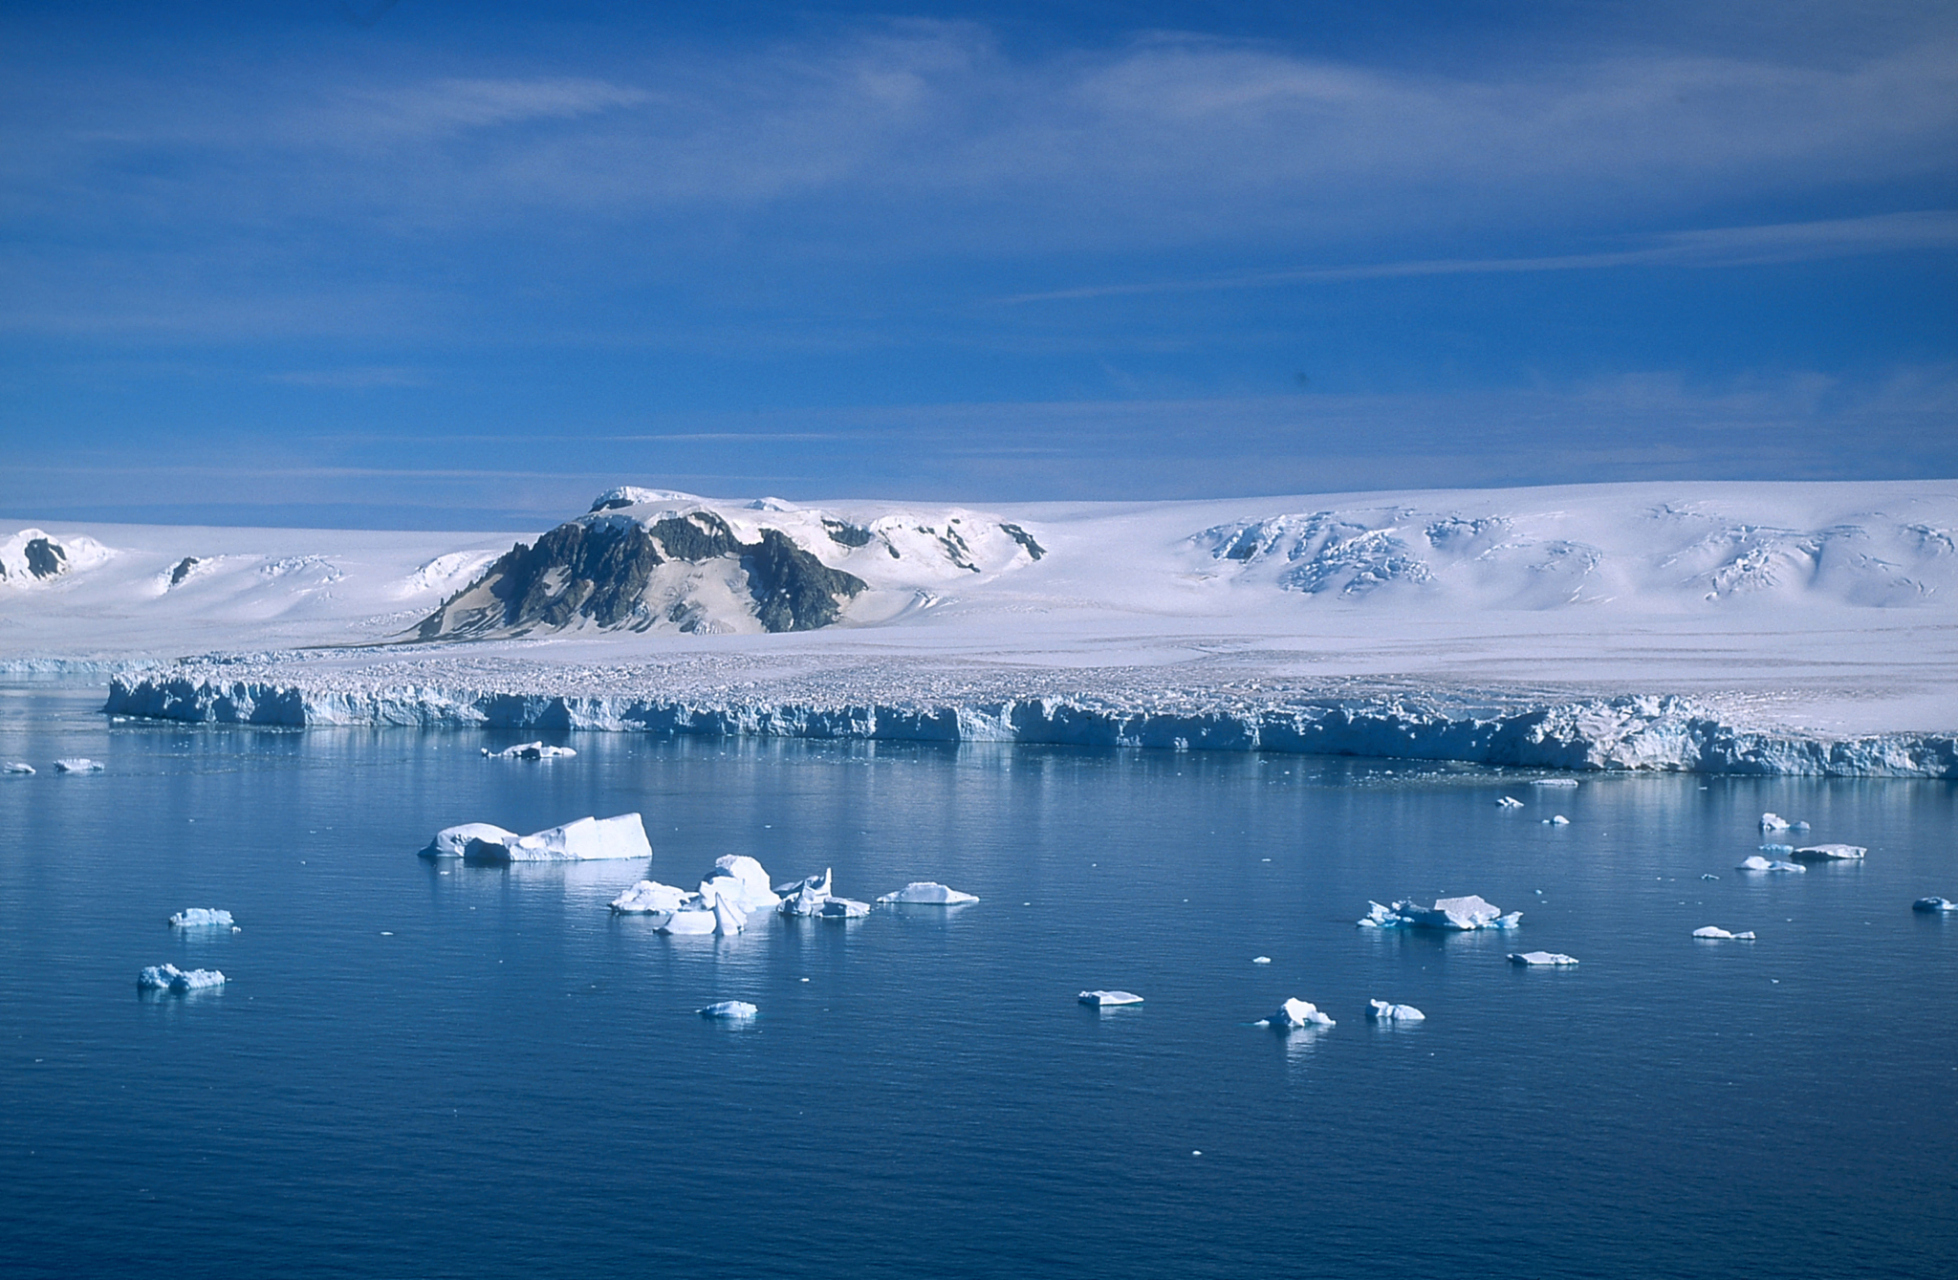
[6,480,1955,774]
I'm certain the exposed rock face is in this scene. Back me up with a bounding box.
[25,538,67,579]
[169,557,200,586]
[998,523,1046,561]
[414,511,865,640]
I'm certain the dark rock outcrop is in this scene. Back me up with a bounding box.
[169,557,200,586]
[25,538,67,579]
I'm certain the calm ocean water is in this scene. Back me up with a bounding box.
[1,680,1954,1279]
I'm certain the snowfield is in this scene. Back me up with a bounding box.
[7,481,1957,774]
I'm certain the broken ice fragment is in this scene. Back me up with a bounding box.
[1692,926,1757,941]
[138,963,226,992]
[1759,843,1794,855]
[461,813,652,862]
[420,823,519,858]
[1358,895,1519,931]
[656,909,718,935]
[1508,951,1579,966]
[1497,796,1524,809]
[53,758,103,773]
[1737,855,1804,873]
[168,908,234,928]
[3,762,33,775]
[1791,844,1865,861]
[817,897,871,919]
[482,741,577,760]
[1912,897,1957,913]
[698,1001,757,1020]
[702,855,779,911]
[1251,956,1272,965]
[1759,812,1791,831]
[1259,998,1335,1029]
[1079,990,1143,1007]
[1530,778,1579,788]
[609,880,689,914]
[1366,999,1425,1022]
[876,882,980,905]
[1543,815,1570,825]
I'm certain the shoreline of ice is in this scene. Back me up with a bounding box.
[99,663,1958,777]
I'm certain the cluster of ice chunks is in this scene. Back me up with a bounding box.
[1758,813,1810,832]
[169,907,234,929]
[421,814,652,862]
[770,868,871,920]
[482,741,577,760]
[138,963,226,992]
[1496,796,1524,809]
[1358,895,1520,931]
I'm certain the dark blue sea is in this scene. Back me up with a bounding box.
[1,680,1954,1279]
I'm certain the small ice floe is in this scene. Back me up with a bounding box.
[1693,926,1757,941]
[53,758,104,773]
[1359,895,1520,931]
[1079,990,1143,1007]
[1912,897,1957,913]
[818,897,871,919]
[656,908,719,935]
[1542,815,1570,826]
[1508,951,1579,967]
[1759,843,1795,856]
[702,855,780,912]
[420,823,519,858]
[459,814,653,862]
[609,880,690,914]
[1366,999,1425,1022]
[168,908,234,929]
[1496,796,1524,809]
[138,963,226,992]
[1530,778,1580,788]
[1758,813,1809,832]
[482,741,577,760]
[876,881,980,905]
[1259,998,1335,1029]
[1701,874,1721,881]
[1792,844,1866,861]
[3,762,34,775]
[1737,855,1805,873]
[698,1001,757,1020]
[1251,956,1272,965]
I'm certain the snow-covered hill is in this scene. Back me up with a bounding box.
[8,481,1958,771]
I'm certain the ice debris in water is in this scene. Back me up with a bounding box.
[1359,895,1520,931]
[876,882,980,905]
[1759,843,1795,855]
[1530,778,1580,788]
[818,897,871,919]
[53,758,104,773]
[482,741,577,760]
[1508,951,1579,967]
[1259,998,1335,1029]
[461,814,652,862]
[1913,897,1957,913]
[1543,815,1570,825]
[1693,926,1757,941]
[775,867,834,915]
[139,963,226,992]
[609,880,690,914]
[1738,855,1805,873]
[698,1001,757,1020]
[1079,990,1143,1007]
[1701,874,1721,881]
[1792,844,1866,861]
[3,762,34,775]
[1758,813,1809,832]
[1251,956,1272,965]
[702,855,779,912]
[1366,999,1425,1022]
[169,908,234,928]
[1497,796,1524,809]
[420,823,519,858]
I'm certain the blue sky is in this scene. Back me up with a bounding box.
[1,1,1953,528]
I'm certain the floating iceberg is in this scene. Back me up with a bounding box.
[168,907,234,928]
[1692,926,1757,941]
[1544,814,1570,825]
[1758,813,1809,831]
[1366,999,1425,1022]
[656,908,719,935]
[420,822,520,858]
[1508,951,1579,966]
[1251,956,1272,965]
[1079,990,1143,1007]
[1259,997,1335,1029]
[482,741,577,760]
[817,897,871,919]
[702,855,779,911]
[876,881,980,905]
[3,762,33,775]
[1358,895,1520,931]
[1759,843,1795,855]
[53,758,103,773]
[698,1001,757,1020]
[777,868,835,916]
[1530,778,1580,788]
[461,813,652,862]
[1496,796,1524,809]
[1737,855,1805,873]
[1913,897,1957,913]
[1792,844,1866,861]
[609,880,690,914]
[138,963,226,992]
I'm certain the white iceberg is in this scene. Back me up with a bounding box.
[168,907,234,928]
[53,758,104,773]
[420,822,520,858]
[1692,926,1757,941]
[1079,990,1143,1007]
[1759,812,1791,831]
[818,896,871,919]
[1358,895,1520,931]
[138,963,226,992]
[656,908,719,935]
[1737,855,1805,873]
[701,855,779,911]
[777,868,834,916]
[1544,814,1570,825]
[1792,844,1866,861]
[609,880,690,914]
[462,813,653,862]
[3,762,33,775]
[1912,897,1957,913]
[1251,956,1272,965]
[482,741,577,760]
[698,1001,757,1020]
[1530,778,1580,788]
[1759,843,1795,855]
[1509,951,1579,966]
[1366,999,1425,1022]
[1260,998,1336,1029]
[876,881,980,905]
[1496,796,1524,809]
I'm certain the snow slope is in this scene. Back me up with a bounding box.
[8,481,1958,771]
